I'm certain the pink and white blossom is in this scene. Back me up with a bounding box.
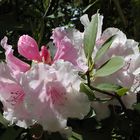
[51,27,87,71]
[79,15,140,120]
[21,60,90,131]
[0,60,90,133]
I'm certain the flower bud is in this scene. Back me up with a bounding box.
[18,35,41,61]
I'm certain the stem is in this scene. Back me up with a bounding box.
[89,85,116,97]
[115,93,127,112]
[90,85,130,118]
[86,71,91,87]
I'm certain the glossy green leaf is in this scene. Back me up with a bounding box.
[95,35,116,61]
[84,13,98,59]
[95,56,124,77]
[80,83,95,101]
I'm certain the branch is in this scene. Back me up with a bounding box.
[89,85,130,118]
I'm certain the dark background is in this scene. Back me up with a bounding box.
[0,0,140,47]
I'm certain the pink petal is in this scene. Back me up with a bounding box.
[18,35,41,61]
[40,46,52,64]
[52,28,78,66]
[1,36,12,50]
[1,37,30,72]
[0,63,25,108]
[5,48,30,72]
[46,81,66,105]
[53,38,78,66]
[0,83,24,108]
[51,28,66,46]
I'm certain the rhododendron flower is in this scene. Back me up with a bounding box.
[91,53,140,120]
[92,32,139,120]
[0,11,140,138]
[51,27,87,71]
[79,14,140,120]
[94,28,139,68]
[21,60,90,132]
[51,14,103,72]
[50,13,140,120]
[0,60,90,133]
[0,63,31,127]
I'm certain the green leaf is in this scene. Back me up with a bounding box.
[96,83,120,92]
[96,83,128,96]
[95,35,116,61]
[68,131,83,140]
[0,113,9,127]
[116,87,128,96]
[84,13,98,59]
[80,83,95,101]
[95,56,124,77]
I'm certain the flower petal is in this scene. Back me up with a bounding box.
[40,46,52,64]
[1,37,30,73]
[52,27,86,70]
[5,48,30,73]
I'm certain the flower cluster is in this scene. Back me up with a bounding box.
[0,12,140,137]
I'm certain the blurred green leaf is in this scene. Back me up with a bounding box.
[133,103,140,112]
[83,0,98,13]
[0,113,8,127]
[43,0,51,13]
[95,35,116,61]
[84,13,98,59]
[0,127,23,140]
[95,56,124,77]
[68,131,83,140]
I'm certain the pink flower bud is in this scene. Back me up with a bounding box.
[18,35,41,61]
